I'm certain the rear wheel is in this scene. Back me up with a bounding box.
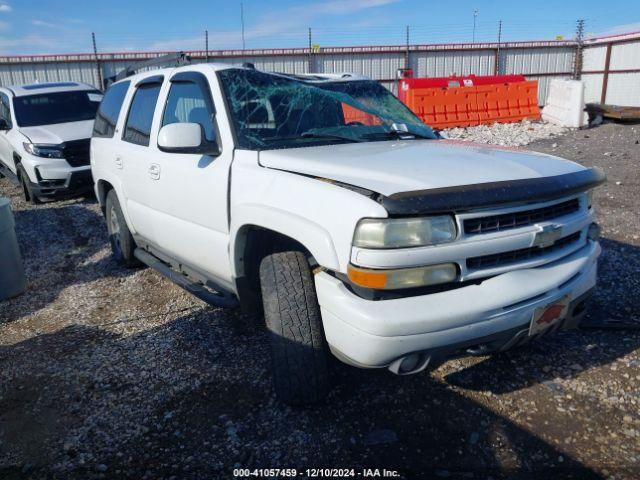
[260,250,330,406]
[105,189,139,268]
[17,165,41,205]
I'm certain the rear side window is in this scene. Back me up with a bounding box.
[93,81,130,138]
[123,83,162,146]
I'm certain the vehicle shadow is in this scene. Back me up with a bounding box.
[0,305,620,479]
[0,200,137,323]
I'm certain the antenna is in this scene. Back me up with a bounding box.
[240,1,246,50]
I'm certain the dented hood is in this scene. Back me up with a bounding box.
[259,139,586,197]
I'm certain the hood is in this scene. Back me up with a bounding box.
[259,139,585,197]
[19,120,94,144]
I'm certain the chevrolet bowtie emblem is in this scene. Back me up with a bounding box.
[533,224,563,248]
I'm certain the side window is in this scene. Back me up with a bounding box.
[0,93,12,128]
[123,82,162,146]
[161,81,216,142]
[93,81,130,138]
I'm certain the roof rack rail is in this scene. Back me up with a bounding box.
[105,52,192,87]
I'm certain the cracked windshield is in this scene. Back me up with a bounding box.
[218,68,437,150]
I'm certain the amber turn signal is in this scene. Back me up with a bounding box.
[347,263,457,290]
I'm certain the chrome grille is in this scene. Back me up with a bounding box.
[464,198,580,235]
[466,232,582,270]
[62,138,91,167]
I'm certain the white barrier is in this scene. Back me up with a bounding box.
[542,79,587,128]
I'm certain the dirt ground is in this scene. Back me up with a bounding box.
[0,122,638,479]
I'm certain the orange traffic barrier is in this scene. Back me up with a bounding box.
[398,75,541,129]
[342,104,382,126]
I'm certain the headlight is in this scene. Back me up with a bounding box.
[23,142,64,159]
[353,215,456,249]
[348,263,458,290]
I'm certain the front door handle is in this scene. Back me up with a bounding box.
[148,163,161,180]
[115,156,123,169]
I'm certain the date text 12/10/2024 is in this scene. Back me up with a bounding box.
[233,468,402,478]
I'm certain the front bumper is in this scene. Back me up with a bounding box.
[316,240,600,370]
[30,167,93,199]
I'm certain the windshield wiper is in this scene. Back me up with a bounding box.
[261,131,363,143]
[361,129,434,141]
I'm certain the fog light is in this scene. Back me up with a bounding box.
[347,263,457,290]
[587,223,600,241]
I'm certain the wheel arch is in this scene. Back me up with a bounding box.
[96,179,114,214]
[231,206,340,314]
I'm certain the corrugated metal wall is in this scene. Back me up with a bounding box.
[0,36,638,106]
[582,35,640,106]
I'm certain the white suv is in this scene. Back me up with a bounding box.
[0,81,102,203]
[91,64,605,405]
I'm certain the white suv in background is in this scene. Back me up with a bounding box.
[0,81,103,204]
[91,64,605,405]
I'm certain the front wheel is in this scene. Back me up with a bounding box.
[17,166,41,205]
[260,250,330,406]
[105,189,139,268]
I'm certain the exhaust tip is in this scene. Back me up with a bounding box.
[388,353,430,375]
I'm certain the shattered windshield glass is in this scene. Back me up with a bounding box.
[217,68,437,150]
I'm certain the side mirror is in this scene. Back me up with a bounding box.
[0,118,10,130]
[157,123,220,156]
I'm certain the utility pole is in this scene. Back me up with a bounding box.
[472,10,478,43]
[574,19,585,79]
[91,32,103,90]
[405,25,410,69]
[308,27,313,73]
[240,1,246,50]
[495,20,502,74]
[205,30,209,63]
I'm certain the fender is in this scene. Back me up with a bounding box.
[230,203,340,277]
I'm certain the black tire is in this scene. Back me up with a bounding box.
[17,165,41,205]
[260,250,330,406]
[105,189,139,268]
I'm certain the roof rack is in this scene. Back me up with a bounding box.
[105,52,192,87]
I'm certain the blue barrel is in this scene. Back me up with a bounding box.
[0,197,27,301]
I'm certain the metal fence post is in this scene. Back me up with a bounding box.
[600,42,612,104]
[91,32,103,90]
[405,25,410,69]
[494,20,503,75]
[573,19,585,80]
[205,30,209,63]
[308,27,313,73]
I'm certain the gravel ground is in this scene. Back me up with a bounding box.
[443,119,570,146]
[0,122,639,479]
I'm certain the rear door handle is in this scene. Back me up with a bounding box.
[148,163,160,180]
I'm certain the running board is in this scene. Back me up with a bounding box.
[134,248,239,308]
